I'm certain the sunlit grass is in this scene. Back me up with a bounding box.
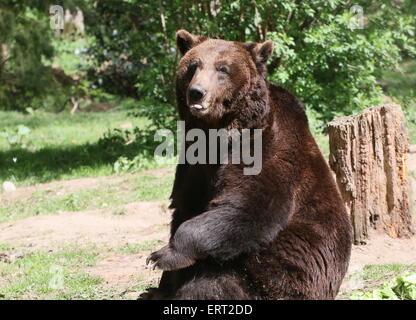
[0,108,150,186]
[117,240,164,254]
[0,245,107,300]
[0,169,174,223]
[339,263,416,300]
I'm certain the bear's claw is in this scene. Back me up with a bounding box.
[146,245,195,271]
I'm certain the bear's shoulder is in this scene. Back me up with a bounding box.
[267,82,307,123]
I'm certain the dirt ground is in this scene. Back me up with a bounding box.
[0,197,171,297]
[1,153,416,298]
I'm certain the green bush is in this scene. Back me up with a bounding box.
[0,125,31,149]
[85,0,415,122]
[350,273,416,300]
[2,1,415,123]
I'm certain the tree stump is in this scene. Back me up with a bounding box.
[328,104,414,244]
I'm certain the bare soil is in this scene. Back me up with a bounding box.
[0,201,171,250]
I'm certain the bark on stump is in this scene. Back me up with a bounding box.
[328,104,414,244]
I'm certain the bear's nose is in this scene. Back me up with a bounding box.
[188,86,206,104]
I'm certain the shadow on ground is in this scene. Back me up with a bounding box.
[0,139,150,184]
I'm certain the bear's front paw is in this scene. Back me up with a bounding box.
[146,245,195,271]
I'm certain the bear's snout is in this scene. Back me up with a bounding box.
[188,86,206,104]
[187,85,210,116]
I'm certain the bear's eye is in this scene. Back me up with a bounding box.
[188,62,198,75]
[218,66,229,74]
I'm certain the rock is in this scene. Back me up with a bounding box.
[2,181,16,192]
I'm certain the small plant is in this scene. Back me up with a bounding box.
[0,246,103,300]
[113,156,134,174]
[350,272,416,300]
[113,153,152,174]
[63,194,85,212]
[98,128,135,155]
[112,208,126,216]
[0,125,31,148]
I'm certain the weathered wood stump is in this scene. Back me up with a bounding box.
[328,104,414,244]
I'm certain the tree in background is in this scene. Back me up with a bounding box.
[0,0,414,124]
[0,0,86,111]
[0,1,55,111]
[85,0,415,125]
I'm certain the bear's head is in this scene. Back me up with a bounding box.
[175,30,274,129]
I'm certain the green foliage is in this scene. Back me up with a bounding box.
[0,5,55,111]
[0,245,104,300]
[305,106,329,155]
[350,272,416,300]
[0,1,415,184]
[98,126,161,173]
[113,153,175,174]
[0,108,150,185]
[380,57,416,143]
[0,1,96,112]
[0,125,31,148]
[41,37,92,112]
[1,1,414,136]
[0,169,174,223]
[98,102,177,174]
[85,0,415,122]
[382,60,416,103]
[339,263,416,300]
[1,1,415,120]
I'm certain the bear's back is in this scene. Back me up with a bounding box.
[239,83,352,299]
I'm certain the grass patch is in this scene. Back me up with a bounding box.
[407,117,416,145]
[0,109,148,150]
[119,277,160,299]
[0,243,14,253]
[129,173,174,201]
[355,264,416,285]
[0,245,106,300]
[111,207,127,216]
[0,170,174,223]
[118,240,164,254]
[0,109,150,186]
[342,264,416,300]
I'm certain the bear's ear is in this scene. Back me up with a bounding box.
[176,30,205,56]
[245,40,274,65]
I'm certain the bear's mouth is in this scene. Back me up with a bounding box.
[189,103,209,116]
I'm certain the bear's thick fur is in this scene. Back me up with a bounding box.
[145,30,352,300]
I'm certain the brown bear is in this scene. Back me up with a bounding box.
[144,30,352,300]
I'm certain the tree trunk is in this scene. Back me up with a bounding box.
[1,43,9,72]
[328,104,414,244]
